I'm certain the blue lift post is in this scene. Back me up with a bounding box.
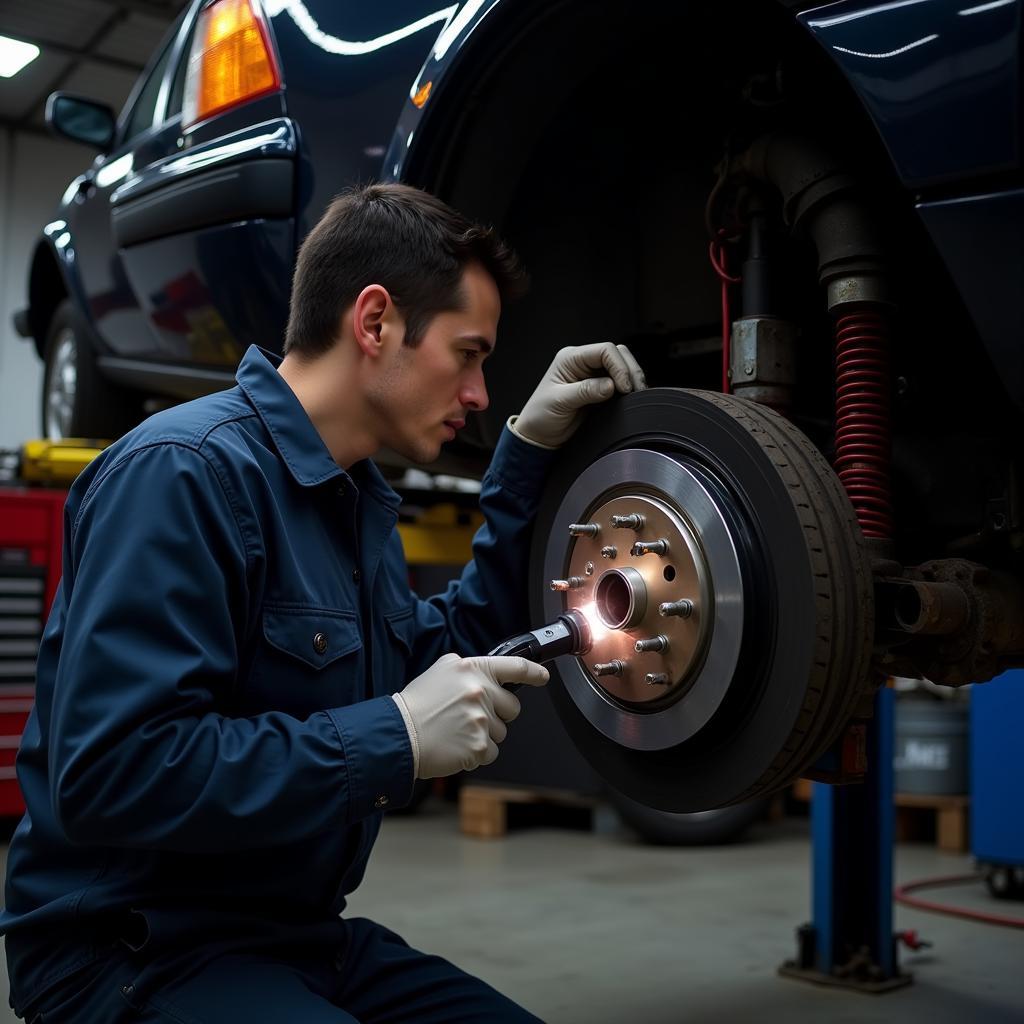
[779,687,912,991]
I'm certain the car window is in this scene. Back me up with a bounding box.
[123,42,174,141]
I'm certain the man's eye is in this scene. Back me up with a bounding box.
[462,349,479,363]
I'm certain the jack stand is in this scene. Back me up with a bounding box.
[779,688,912,992]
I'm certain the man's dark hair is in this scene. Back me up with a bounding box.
[284,183,526,356]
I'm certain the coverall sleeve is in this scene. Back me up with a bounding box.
[399,425,558,679]
[50,443,412,851]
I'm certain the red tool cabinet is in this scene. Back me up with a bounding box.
[0,488,66,817]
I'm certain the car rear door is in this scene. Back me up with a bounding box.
[100,0,296,401]
[66,14,187,364]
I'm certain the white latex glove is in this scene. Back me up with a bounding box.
[512,343,647,449]
[392,654,549,779]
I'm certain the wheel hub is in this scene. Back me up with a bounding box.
[562,492,712,705]
[46,329,77,440]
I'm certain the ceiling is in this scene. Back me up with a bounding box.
[0,0,189,135]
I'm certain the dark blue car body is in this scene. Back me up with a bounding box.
[16,0,1024,484]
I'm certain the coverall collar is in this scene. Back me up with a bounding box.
[235,345,401,509]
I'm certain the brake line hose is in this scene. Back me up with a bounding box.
[709,231,741,394]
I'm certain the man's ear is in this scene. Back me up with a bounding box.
[351,284,391,358]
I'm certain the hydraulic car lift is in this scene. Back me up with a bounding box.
[780,687,911,992]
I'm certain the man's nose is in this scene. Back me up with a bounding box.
[460,374,489,413]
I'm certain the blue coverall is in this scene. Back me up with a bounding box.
[1,346,554,1022]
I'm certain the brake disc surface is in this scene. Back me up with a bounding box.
[541,448,744,751]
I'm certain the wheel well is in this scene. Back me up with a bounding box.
[409,0,913,433]
[407,0,1024,567]
[27,241,68,359]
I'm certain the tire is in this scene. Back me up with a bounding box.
[41,299,139,441]
[608,789,770,846]
[531,388,876,812]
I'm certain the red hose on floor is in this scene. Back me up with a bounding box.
[894,873,1024,929]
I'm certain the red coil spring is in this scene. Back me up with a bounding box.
[834,308,893,540]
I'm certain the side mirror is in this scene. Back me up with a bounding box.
[46,92,116,151]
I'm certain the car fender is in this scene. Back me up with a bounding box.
[386,0,1019,192]
[382,0,517,186]
[24,214,90,359]
[382,0,1023,413]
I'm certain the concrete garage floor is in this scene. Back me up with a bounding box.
[2,806,1022,1023]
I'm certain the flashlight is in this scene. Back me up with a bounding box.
[487,608,592,688]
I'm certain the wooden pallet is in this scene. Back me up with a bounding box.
[791,778,969,853]
[459,783,598,839]
[894,793,969,853]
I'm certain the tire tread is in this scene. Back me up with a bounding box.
[689,390,876,801]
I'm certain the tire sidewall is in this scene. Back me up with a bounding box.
[608,788,770,845]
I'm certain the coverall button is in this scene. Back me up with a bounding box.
[352,568,362,583]
[313,632,328,655]
[374,794,389,809]
[121,983,135,997]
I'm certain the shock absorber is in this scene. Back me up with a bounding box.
[834,305,893,541]
[734,133,896,545]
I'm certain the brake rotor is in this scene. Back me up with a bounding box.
[543,449,744,751]
[530,388,876,811]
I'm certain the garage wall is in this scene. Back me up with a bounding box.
[0,128,87,449]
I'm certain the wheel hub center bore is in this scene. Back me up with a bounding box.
[559,492,712,705]
[593,567,646,629]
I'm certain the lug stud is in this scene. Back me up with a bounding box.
[593,660,626,677]
[569,523,600,538]
[600,546,617,559]
[644,673,670,686]
[549,577,585,591]
[634,635,669,653]
[610,513,645,531]
[659,599,694,619]
[631,539,668,557]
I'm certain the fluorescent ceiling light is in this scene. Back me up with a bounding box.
[0,35,40,78]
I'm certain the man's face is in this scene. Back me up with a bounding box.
[368,261,499,464]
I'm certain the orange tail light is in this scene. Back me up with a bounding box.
[182,0,281,129]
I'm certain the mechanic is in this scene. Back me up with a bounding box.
[1,183,645,1023]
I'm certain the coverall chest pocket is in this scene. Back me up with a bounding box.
[380,606,416,697]
[244,605,364,717]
